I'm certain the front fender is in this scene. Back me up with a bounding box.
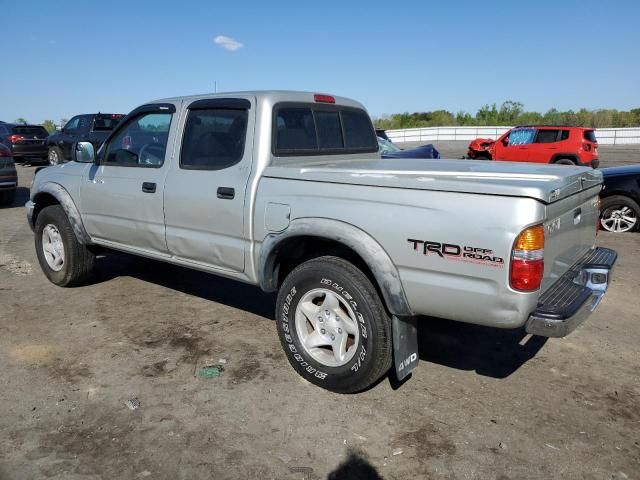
[258,218,413,317]
[31,182,91,244]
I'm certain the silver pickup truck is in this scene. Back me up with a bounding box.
[27,91,616,393]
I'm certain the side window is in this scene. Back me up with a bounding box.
[315,111,343,149]
[64,116,80,132]
[561,130,570,141]
[342,110,377,149]
[78,116,92,132]
[103,112,172,167]
[535,129,559,143]
[276,108,317,151]
[180,108,248,170]
[508,128,536,146]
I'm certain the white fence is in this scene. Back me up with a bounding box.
[386,126,640,145]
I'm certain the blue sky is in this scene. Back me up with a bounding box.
[2,0,639,123]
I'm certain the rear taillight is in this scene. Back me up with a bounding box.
[583,143,591,152]
[9,134,24,143]
[510,225,544,292]
[0,147,10,157]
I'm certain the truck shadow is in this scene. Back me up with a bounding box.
[90,252,276,319]
[90,252,545,380]
[416,317,548,379]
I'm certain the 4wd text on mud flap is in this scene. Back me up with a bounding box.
[407,239,505,266]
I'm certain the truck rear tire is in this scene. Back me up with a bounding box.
[34,205,95,286]
[275,256,392,393]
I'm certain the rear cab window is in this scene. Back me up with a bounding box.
[273,103,377,156]
[92,114,124,131]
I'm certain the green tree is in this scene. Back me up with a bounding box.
[14,117,28,124]
[42,120,57,134]
[59,118,68,129]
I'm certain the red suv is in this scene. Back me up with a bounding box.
[468,126,599,168]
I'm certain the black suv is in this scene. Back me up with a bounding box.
[46,113,124,165]
[0,123,49,163]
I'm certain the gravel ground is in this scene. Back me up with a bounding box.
[0,164,639,480]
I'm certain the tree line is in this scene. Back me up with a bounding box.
[12,118,68,133]
[374,101,640,130]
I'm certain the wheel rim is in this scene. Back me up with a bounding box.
[42,224,65,271]
[294,288,360,367]
[48,149,59,165]
[601,205,637,232]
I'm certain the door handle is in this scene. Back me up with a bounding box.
[142,182,156,193]
[217,187,235,199]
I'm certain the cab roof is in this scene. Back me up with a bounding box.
[150,90,367,111]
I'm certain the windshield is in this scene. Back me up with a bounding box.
[377,136,400,153]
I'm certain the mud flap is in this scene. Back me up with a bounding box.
[392,315,419,382]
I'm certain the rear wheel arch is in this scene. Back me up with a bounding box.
[550,154,578,165]
[258,218,413,317]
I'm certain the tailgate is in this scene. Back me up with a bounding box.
[541,186,600,293]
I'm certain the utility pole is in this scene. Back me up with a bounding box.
[214,81,218,93]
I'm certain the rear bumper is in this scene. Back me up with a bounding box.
[0,173,17,190]
[12,144,47,158]
[525,247,617,337]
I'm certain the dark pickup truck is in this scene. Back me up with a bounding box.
[46,113,123,165]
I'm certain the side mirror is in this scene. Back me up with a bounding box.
[73,141,95,163]
[502,138,510,146]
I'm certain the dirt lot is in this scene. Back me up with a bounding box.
[1,159,639,480]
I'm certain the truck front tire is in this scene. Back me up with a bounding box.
[276,256,393,393]
[34,205,95,286]
[48,147,64,165]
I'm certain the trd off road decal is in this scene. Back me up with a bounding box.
[408,239,505,268]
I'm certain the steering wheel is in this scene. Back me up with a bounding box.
[138,143,164,165]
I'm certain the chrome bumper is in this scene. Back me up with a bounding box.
[525,247,617,338]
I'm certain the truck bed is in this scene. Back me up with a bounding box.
[265,157,602,204]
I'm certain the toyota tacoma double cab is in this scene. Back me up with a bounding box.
[27,91,616,393]
[468,126,599,168]
[46,113,124,165]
